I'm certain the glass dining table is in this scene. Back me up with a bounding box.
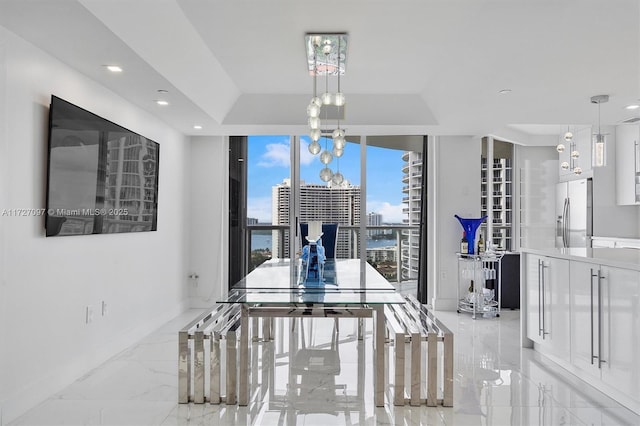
[218,258,406,407]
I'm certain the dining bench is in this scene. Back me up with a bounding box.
[178,303,241,404]
[384,295,454,407]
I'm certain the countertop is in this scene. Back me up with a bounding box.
[520,247,640,271]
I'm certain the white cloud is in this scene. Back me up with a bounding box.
[247,196,273,223]
[257,140,290,168]
[257,139,316,168]
[367,201,406,224]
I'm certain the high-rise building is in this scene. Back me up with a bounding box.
[272,178,361,258]
[367,212,383,237]
[104,134,158,232]
[401,151,422,279]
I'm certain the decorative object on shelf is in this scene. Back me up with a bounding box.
[558,126,582,175]
[455,215,488,255]
[590,94,609,167]
[305,33,348,183]
[460,231,469,254]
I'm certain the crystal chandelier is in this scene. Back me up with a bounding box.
[305,33,348,184]
[557,126,582,175]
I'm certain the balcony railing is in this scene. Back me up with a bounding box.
[246,223,420,285]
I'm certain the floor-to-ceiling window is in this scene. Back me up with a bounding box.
[246,135,291,270]
[365,136,425,298]
[231,134,427,300]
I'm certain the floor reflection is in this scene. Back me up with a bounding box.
[248,318,368,425]
[8,310,640,426]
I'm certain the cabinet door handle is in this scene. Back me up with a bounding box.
[562,198,569,248]
[590,269,597,365]
[598,271,607,368]
[538,259,543,336]
[635,141,639,176]
[541,262,549,339]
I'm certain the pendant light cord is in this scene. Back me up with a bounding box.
[598,101,602,135]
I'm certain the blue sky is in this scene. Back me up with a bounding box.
[247,135,406,223]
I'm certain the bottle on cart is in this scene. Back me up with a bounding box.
[478,233,485,254]
[460,231,468,254]
[468,279,474,293]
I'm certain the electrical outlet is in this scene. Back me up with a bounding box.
[86,305,94,324]
[101,301,108,317]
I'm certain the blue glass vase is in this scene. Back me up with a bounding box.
[455,215,487,255]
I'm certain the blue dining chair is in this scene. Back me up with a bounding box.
[300,223,339,259]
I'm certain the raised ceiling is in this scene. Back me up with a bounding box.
[0,0,639,141]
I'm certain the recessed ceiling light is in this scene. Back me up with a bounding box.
[498,89,512,94]
[155,100,169,106]
[193,125,202,130]
[105,65,123,73]
[625,104,640,110]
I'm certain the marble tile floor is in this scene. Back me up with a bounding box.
[9,309,640,426]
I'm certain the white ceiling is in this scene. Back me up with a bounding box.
[1,0,639,142]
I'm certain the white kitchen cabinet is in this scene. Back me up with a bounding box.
[525,253,570,359]
[570,260,640,400]
[600,265,640,400]
[615,124,640,205]
[558,127,593,182]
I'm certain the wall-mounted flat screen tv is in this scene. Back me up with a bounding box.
[45,95,160,237]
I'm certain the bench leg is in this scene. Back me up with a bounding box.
[394,332,405,406]
[226,330,237,405]
[374,305,385,407]
[178,331,190,403]
[443,333,454,407]
[239,305,249,406]
[210,334,221,404]
[194,331,206,403]
[410,332,421,406]
[427,332,438,406]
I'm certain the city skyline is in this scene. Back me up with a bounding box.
[247,135,406,223]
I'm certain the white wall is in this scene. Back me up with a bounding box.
[188,136,229,308]
[430,135,481,310]
[0,27,190,424]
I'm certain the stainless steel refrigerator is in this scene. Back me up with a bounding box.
[556,178,593,248]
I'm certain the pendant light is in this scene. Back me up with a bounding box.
[591,94,609,167]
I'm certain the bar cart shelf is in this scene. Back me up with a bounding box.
[456,252,504,319]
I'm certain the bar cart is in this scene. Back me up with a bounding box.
[456,252,503,319]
